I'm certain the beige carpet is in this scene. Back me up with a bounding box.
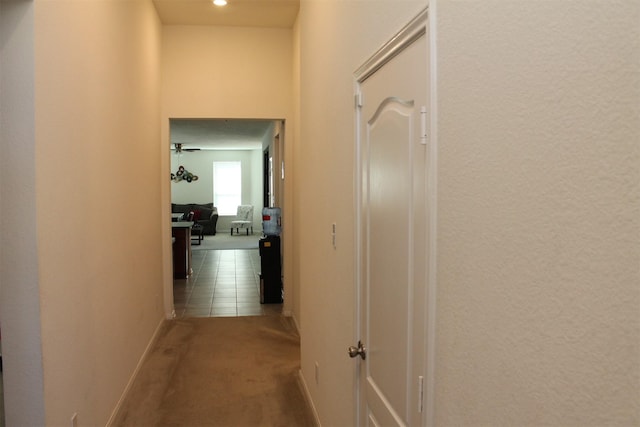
[112,316,316,427]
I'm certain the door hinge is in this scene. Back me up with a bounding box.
[418,375,424,413]
[420,106,428,145]
[355,92,363,108]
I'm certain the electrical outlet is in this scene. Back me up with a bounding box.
[315,362,319,385]
[71,413,78,427]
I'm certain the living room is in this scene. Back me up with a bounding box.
[170,119,279,237]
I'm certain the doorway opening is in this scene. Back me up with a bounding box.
[168,118,285,318]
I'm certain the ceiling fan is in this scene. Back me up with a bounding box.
[173,143,200,153]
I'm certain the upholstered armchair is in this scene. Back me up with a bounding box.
[230,205,254,235]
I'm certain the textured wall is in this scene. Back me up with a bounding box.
[436,1,639,425]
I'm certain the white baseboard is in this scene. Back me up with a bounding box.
[105,317,166,426]
[283,310,302,337]
[289,313,319,426]
[297,369,322,427]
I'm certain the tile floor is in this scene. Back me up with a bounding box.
[173,249,282,318]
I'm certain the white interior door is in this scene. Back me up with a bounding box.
[354,10,430,427]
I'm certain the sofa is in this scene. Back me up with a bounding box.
[172,203,219,235]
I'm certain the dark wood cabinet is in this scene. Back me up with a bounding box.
[172,222,193,279]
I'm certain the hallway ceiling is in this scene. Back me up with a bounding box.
[170,119,274,150]
[153,0,299,28]
[159,1,293,151]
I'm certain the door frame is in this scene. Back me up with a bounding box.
[353,7,438,426]
[164,118,287,318]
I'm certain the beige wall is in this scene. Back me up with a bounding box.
[161,25,293,119]
[1,0,164,425]
[296,0,639,425]
[435,1,639,425]
[160,25,294,316]
[296,1,426,425]
[35,1,164,425]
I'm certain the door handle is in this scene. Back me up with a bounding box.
[348,340,366,360]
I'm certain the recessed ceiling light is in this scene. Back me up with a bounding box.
[213,0,227,5]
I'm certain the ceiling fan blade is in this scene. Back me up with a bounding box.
[173,143,201,152]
